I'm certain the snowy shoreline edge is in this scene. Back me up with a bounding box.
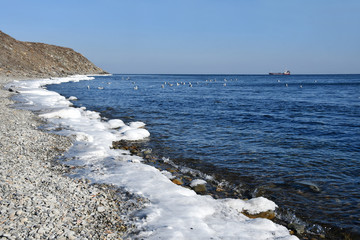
[1,74,298,239]
[0,75,143,239]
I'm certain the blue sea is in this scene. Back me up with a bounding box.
[47,74,360,239]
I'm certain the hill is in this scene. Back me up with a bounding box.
[0,30,107,78]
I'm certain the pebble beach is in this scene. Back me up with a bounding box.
[0,75,144,239]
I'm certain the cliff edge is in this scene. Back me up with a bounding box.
[0,30,107,78]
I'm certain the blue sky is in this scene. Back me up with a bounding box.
[1,0,359,74]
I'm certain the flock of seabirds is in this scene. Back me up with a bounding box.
[88,76,311,91]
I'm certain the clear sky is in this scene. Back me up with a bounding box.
[1,0,359,74]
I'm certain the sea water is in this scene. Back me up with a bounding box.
[14,74,360,239]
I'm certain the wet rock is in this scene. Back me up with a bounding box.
[309,185,321,193]
[242,210,276,220]
[288,223,305,235]
[192,184,207,193]
[143,149,152,155]
[298,181,321,193]
[112,140,142,155]
[172,179,183,185]
[216,186,224,192]
[190,179,207,193]
[167,168,177,173]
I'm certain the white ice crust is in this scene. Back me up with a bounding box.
[68,96,78,100]
[107,119,125,129]
[190,179,207,187]
[11,75,298,240]
[225,197,278,215]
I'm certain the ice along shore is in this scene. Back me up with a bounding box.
[0,75,145,239]
[3,74,298,240]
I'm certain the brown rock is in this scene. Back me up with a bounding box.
[192,184,207,193]
[242,210,276,220]
[172,179,183,185]
[167,168,177,173]
[216,186,224,192]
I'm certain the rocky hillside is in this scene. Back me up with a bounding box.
[0,30,107,78]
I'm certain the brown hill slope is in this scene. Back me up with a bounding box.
[0,30,107,78]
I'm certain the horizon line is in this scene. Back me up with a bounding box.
[107,73,360,75]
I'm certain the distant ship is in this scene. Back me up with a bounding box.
[269,70,290,75]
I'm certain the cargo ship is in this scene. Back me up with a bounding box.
[269,70,290,75]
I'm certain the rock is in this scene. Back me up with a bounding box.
[298,181,321,193]
[20,217,28,224]
[288,223,305,235]
[172,179,183,185]
[242,210,276,220]
[189,179,207,193]
[112,140,142,156]
[16,209,23,216]
[216,186,224,192]
[192,184,207,193]
[66,230,76,240]
[309,184,321,193]
[97,206,106,213]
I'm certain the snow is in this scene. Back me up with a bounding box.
[225,197,278,215]
[122,128,150,140]
[161,170,176,180]
[68,96,78,100]
[40,108,82,119]
[107,119,125,129]
[190,179,207,187]
[10,75,298,240]
[129,121,146,128]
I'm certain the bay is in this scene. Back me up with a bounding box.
[47,74,360,239]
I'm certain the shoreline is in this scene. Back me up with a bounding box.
[1,74,300,240]
[0,74,144,239]
[45,73,357,240]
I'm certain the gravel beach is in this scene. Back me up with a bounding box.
[0,75,144,239]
